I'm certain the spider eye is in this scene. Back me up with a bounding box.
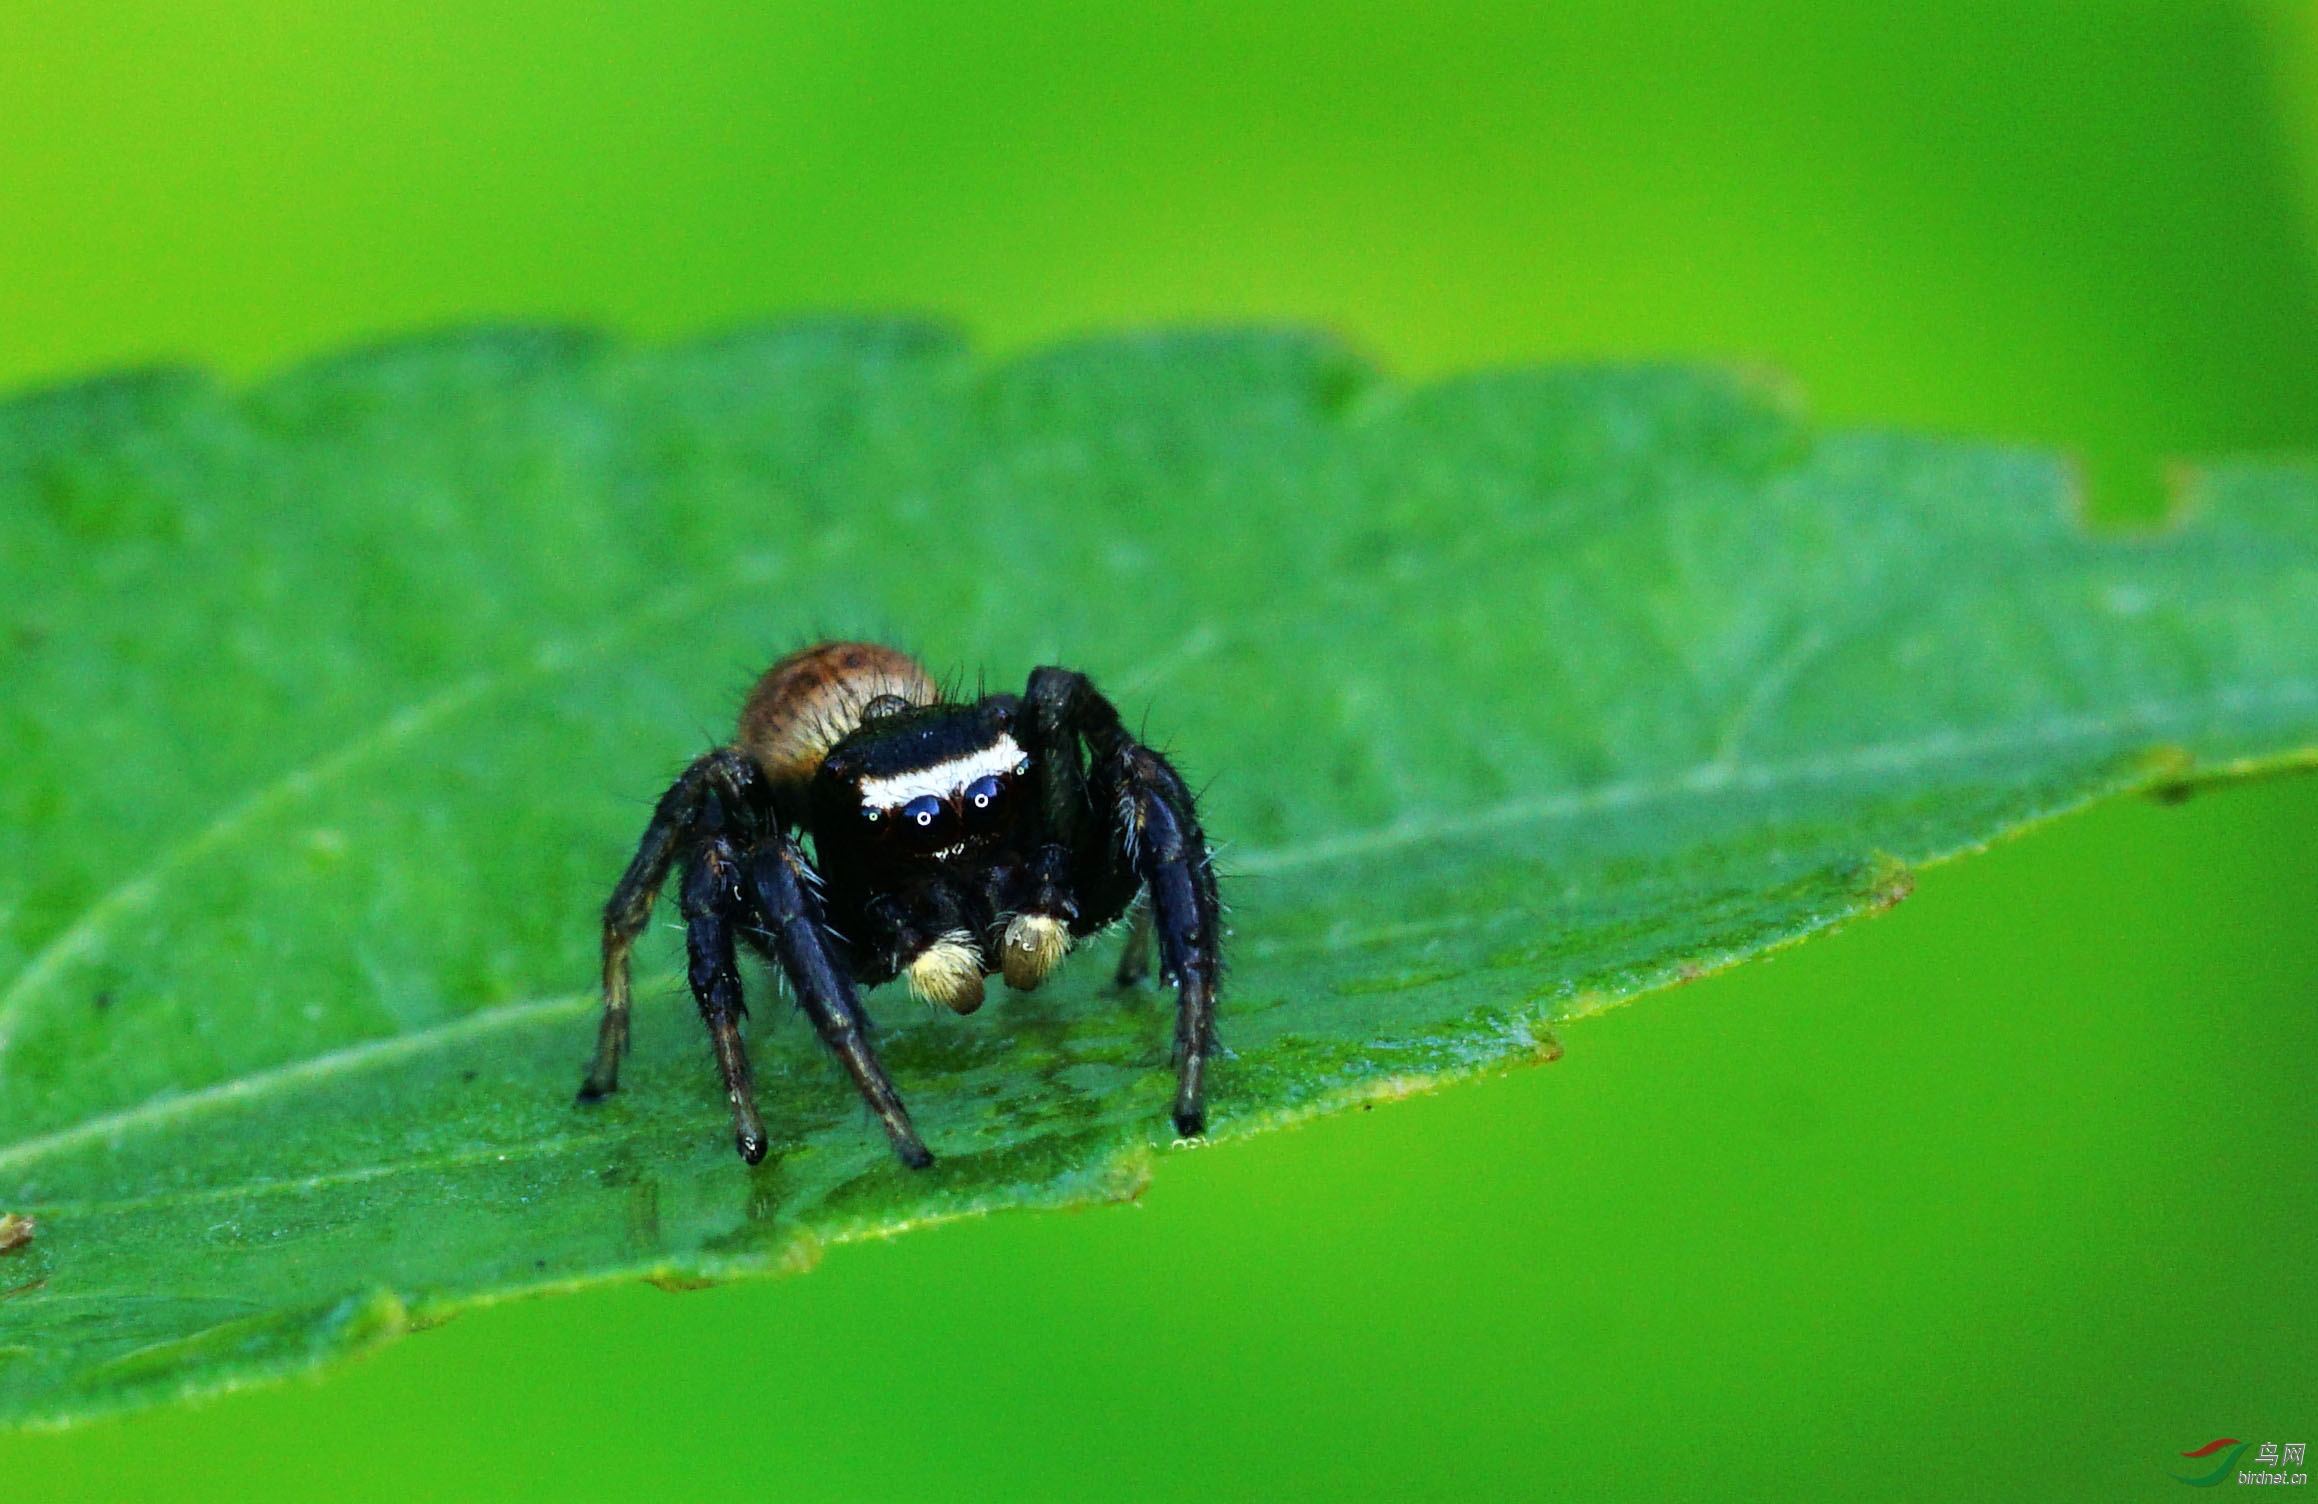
[961,773,1013,834]
[890,793,959,853]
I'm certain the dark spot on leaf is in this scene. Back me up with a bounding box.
[1869,870,1916,911]
[647,1272,719,1294]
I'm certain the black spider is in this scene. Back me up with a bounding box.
[578,641,1222,1167]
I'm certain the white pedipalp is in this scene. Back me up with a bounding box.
[906,931,987,1014]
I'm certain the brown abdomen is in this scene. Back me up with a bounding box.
[738,641,940,787]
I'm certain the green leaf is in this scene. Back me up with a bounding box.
[1,322,2313,1429]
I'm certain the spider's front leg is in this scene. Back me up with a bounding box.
[582,749,752,1102]
[679,834,772,1164]
[1120,750,1223,1137]
[747,840,933,1168]
[1026,668,1223,1138]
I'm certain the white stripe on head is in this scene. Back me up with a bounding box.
[858,734,1028,809]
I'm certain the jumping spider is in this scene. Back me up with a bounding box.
[579,642,1221,1167]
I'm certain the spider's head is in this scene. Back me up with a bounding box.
[814,699,1031,868]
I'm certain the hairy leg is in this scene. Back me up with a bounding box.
[581,748,758,1101]
[1119,760,1222,1136]
[680,836,771,1164]
[1025,667,1222,1136]
[749,841,933,1168]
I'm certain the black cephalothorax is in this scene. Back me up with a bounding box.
[579,641,1221,1167]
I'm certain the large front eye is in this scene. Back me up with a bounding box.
[900,793,957,850]
[961,774,1008,831]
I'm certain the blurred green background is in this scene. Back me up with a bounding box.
[3,2,2314,1498]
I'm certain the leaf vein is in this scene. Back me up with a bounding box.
[0,565,769,1071]
[0,994,592,1177]
[1234,683,2318,875]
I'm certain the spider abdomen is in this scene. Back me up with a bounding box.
[737,640,938,788]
